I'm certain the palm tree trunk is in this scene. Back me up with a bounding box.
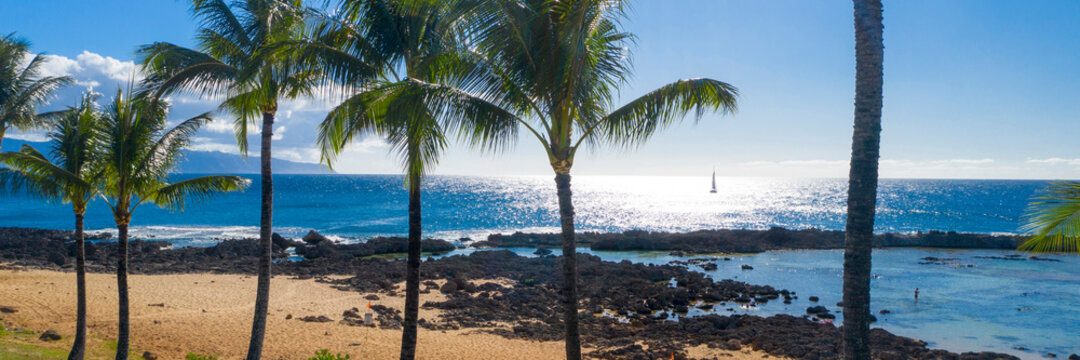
[115,221,130,360]
[0,126,6,150]
[246,111,275,360]
[68,210,87,360]
[399,172,422,360]
[842,1,884,359]
[554,172,581,360]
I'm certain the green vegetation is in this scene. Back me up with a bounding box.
[138,1,317,357]
[308,349,349,360]
[94,87,250,360]
[308,1,517,358]
[1020,181,1080,253]
[0,90,103,359]
[185,353,220,360]
[0,32,73,148]
[467,2,738,358]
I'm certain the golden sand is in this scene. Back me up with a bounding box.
[0,267,780,359]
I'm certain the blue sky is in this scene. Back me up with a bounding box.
[3,0,1080,179]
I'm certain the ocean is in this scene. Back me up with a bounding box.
[2,175,1078,358]
[0,175,1050,244]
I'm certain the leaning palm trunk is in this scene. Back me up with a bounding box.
[841,0,885,359]
[115,219,131,360]
[68,209,87,360]
[247,111,276,360]
[399,173,422,360]
[554,172,582,359]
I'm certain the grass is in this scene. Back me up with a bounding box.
[0,323,146,360]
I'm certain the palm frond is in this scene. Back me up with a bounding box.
[1019,181,1080,253]
[585,78,738,150]
[146,175,250,211]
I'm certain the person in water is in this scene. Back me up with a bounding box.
[914,288,920,300]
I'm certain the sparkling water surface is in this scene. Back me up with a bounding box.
[2,175,1077,358]
[0,175,1048,241]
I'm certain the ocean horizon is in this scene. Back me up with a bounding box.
[0,174,1050,246]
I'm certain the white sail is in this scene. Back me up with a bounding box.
[710,170,717,193]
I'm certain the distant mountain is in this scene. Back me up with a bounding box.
[1,138,332,174]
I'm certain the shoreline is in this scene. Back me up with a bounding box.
[0,227,1041,359]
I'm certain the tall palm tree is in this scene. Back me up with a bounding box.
[0,33,74,149]
[1019,181,1080,253]
[474,1,738,357]
[841,0,885,359]
[137,1,316,358]
[309,1,515,358]
[0,91,102,360]
[97,88,249,360]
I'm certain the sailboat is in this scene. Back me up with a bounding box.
[710,169,717,193]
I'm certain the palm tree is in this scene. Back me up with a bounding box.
[308,1,515,358]
[1019,181,1080,253]
[841,0,884,359]
[0,91,102,360]
[474,1,738,357]
[0,33,74,149]
[137,1,316,358]
[96,88,249,360]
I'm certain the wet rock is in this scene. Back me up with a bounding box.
[879,309,891,314]
[1067,354,1078,360]
[303,230,329,244]
[806,306,830,316]
[741,264,754,270]
[808,296,819,302]
[533,248,553,256]
[364,294,380,301]
[38,329,61,341]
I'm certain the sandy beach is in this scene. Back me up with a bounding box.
[0,267,778,359]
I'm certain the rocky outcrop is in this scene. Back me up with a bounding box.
[473,228,1024,254]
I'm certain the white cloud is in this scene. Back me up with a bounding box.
[37,51,141,86]
[188,137,240,153]
[276,147,322,163]
[1026,157,1080,165]
[272,126,286,140]
[742,159,848,167]
[4,131,50,142]
[343,136,389,154]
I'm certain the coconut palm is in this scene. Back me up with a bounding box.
[0,33,74,149]
[0,91,102,360]
[309,1,515,358]
[96,88,249,360]
[841,0,885,359]
[137,1,318,358]
[1019,181,1080,253]
[471,1,738,357]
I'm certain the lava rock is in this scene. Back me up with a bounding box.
[303,230,329,244]
[38,330,61,341]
